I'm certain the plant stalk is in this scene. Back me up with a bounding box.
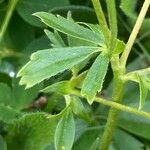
[120,0,150,67]
[0,0,19,43]
[71,90,150,119]
[100,69,124,150]
[91,0,110,43]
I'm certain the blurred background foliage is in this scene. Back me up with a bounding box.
[0,0,150,149]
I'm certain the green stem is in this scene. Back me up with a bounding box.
[71,90,150,119]
[0,0,19,43]
[120,0,150,67]
[91,0,110,43]
[106,0,117,39]
[100,69,124,150]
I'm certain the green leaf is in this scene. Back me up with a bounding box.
[11,78,42,109]
[0,105,22,123]
[0,135,7,150]
[0,83,13,106]
[49,5,97,23]
[71,96,91,122]
[89,138,100,150]
[17,46,99,88]
[73,129,100,150]
[118,110,150,140]
[124,68,150,109]
[44,29,65,48]
[114,39,125,55]
[120,0,150,32]
[5,113,59,150]
[81,53,109,104]
[33,12,104,46]
[113,129,143,150]
[42,71,87,95]
[138,75,148,110]
[42,81,71,94]
[16,0,70,27]
[55,110,75,150]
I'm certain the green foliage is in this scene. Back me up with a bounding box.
[16,0,70,27]
[0,0,150,149]
[0,105,22,123]
[0,135,7,150]
[5,113,59,150]
[33,12,104,46]
[55,109,75,150]
[81,52,109,104]
[18,46,100,88]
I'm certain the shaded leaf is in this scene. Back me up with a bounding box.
[71,96,91,122]
[124,67,150,109]
[113,129,143,150]
[81,53,109,104]
[89,137,100,150]
[33,12,104,46]
[138,75,148,109]
[17,46,100,88]
[0,105,22,123]
[5,113,59,150]
[16,0,70,27]
[55,110,75,150]
[0,135,7,150]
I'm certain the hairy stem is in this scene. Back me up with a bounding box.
[120,0,150,67]
[100,69,124,150]
[0,0,19,43]
[91,0,110,43]
[106,0,117,39]
[71,90,150,119]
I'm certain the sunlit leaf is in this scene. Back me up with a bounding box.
[33,12,104,46]
[17,47,100,88]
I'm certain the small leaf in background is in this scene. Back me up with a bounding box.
[138,75,148,110]
[33,12,104,46]
[0,83,12,106]
[89,137,100,150]
[55,110,75,150]
[124,68,150,109]
[44,29,65,48]
[81,53,109,104]
[0,105,22,123]
[118,111,150,141]
[73,129,100,150]
[71,96,91,122]
[113,129,143,150]
[17,46,99,88]
[0,135,7,150]
[120,0,150,32]
[16,0,70,27]
[11,78,42,109]
[5,113,59,150]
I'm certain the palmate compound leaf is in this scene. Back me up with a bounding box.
[33,12,104,46]
[124,67,150,109]
[81,52,109,104]
[17,47,100,88]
